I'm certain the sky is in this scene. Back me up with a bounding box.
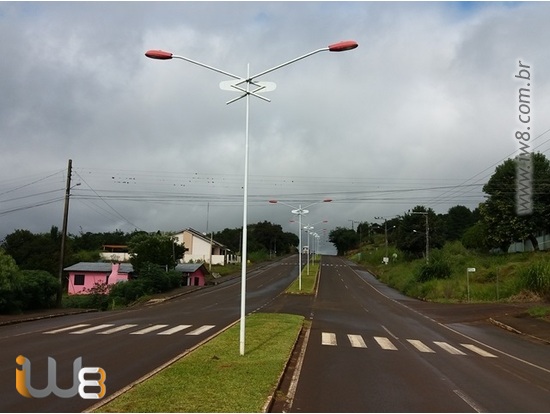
[1,1,550,255]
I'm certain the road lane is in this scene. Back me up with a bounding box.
[289,256,550,412]
[0,256,300,413]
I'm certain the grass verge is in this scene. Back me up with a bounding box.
[95,313,304,413]
[286,259,319,294]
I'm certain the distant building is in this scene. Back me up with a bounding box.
[172,228,239,265]
[64,262,133,295]
[64,261,211,294]
[99,245,130,262]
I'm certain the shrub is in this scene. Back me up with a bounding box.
[19,270,59,310]
[520,260,550,296]
[415,251,452,283]
[63,282,111,310]
[109,280,147,305]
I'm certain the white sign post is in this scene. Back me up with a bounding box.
[466,267,476,302]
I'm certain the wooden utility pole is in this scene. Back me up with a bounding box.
[57,159,72,307]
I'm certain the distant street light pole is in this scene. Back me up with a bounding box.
[269,200,331,289]
[410,211,429,263]
[303,220,328,275]
[146,41,357,356]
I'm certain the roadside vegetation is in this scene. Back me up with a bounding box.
[350,240,550,303]
[0,220,297,314]
[326,153,550,317]
[95,313,303,413]
[286,256,319,294]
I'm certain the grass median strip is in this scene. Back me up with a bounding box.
[286,260,320,294]
[96,312,304,413]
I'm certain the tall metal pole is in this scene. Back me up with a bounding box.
[57,159,72,307]
[298,206,303,291]
[425,213,429,264]
[239,63,251,356]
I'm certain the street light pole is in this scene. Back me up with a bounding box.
[146,40,357,356]
[269,200,331,290]
[410,211,429,263]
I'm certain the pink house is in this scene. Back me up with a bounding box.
[64,262,211,294]
[64,262,133,295]
[175,263,210,286]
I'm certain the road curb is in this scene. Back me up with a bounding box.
[0,309,97,326]
[489,317,550,345]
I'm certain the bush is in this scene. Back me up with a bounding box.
[19,270,59,310]
[415,250,452,283]
[109,280,147,305]
[63,282,111,310]
[0,250,23,314]
[520,260,550,296]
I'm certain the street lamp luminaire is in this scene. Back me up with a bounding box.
[269,200,332,290]
[146,41,357,356]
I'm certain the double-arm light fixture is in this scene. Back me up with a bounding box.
[146,40,357,355]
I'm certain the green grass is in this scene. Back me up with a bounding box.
[351,241,550,303]
[527,305,550,318]
[95,313,304,413]
[286,258,319,294]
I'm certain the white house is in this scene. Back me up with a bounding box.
[173,228,238,266]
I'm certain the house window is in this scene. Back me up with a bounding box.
[74,274,85,285]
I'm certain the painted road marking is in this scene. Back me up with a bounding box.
[348,334,367,348]
[98,324,138,334]
[461,344,497,358]
[322,332,338,346]
[407,339,435,353]
[187,325,216,336]
[44,324,90,334]
[158,325,192,335]
[434,341,467,355]
[70,324,115,334]
[374,336,398,350]
[130,324,169,335]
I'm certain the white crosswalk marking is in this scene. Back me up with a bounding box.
[322,332,337,346]
[434,341,467,355]
[461,344,497,358]
[44,324,90,334]
[347,334,367,348]
[187,325,215,336]
[70,324,115,334]
[374,336,397,350]
[130,324,169,335]
[98,324,138,334]
[407,339,435,353]
[158,325,192,335]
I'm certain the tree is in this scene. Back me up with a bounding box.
[128,232,185,272]
[213,221,299,256]
[440,205,476,241]
[329,227,359,256]
[0,249,22,313]
[480,152,550,251]
[395,206,444,259]
[1,228,60,276]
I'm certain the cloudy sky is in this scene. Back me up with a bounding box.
[1,1,550,254]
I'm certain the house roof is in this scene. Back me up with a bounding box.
[64,262,134,273]
[175,263,210,275]
[175,227,229,250]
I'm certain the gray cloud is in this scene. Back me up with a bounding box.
[1,2,550,255]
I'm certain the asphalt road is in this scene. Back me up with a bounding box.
[1,256,300,413]
[287,256,550,412]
